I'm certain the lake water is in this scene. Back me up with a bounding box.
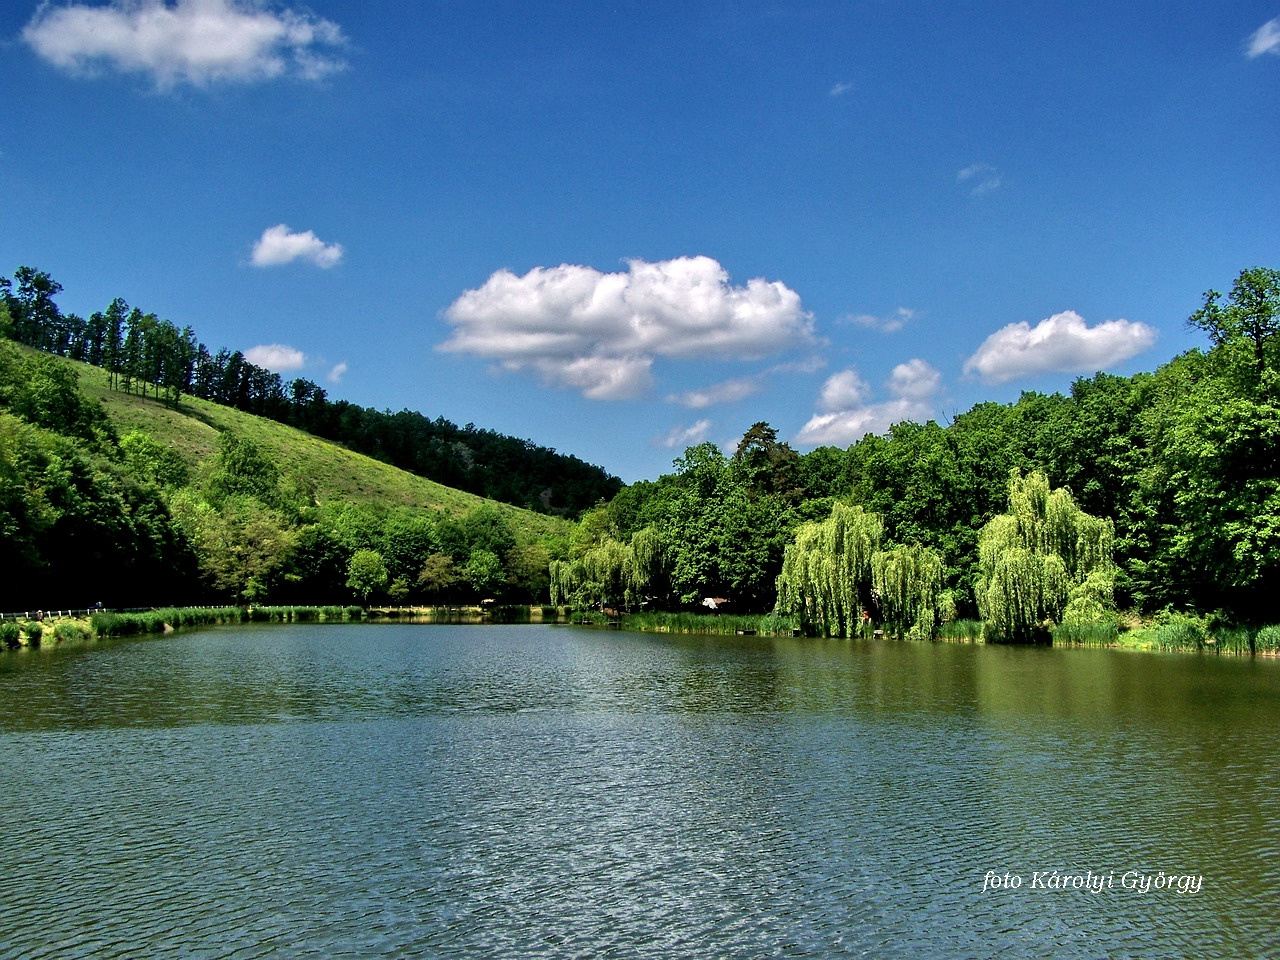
[1,624,1278,959]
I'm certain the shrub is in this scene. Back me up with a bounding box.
[0,622,19,649]
[1255,625,1280,654]
[24,622,43,646]
[1209,627,1254,655]
[52,621,89,643]
[91,612,123,637]
[1152,612,1208,651]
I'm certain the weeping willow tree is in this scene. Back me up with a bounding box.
[872,544,945,640]
[976,470,1116,643]
[549,527,668,611]
[626,526,666,607]
[775,503,883,637]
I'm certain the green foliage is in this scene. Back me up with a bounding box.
[0,409,199,609]
[24,622,43,646]
[595,609,798,637]
[936,619,984,642]
[346,548,389,603]
[1162,382,1280,606]
[1255,625,1280,654]
[168,490,297,602]
[463,548,505,598]
[0,622,19,648]
[872,543,944,640]
[1151,612,1209,651]
[775,502,883,637]
[1051,620,1120,646]
[205,432,282,507]
[1188,266,1280,394]
[417,552,461,601]
[0,343,112,442]
[976,471,1116,643]
[52,620,90,643]
[119,430,190,488]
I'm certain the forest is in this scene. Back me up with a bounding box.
[550,266,1280,632]
[2,265,1277,638]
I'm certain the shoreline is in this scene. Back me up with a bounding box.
[3,605,1276,658]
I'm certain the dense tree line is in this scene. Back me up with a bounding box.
[558,267,1280,627]
[0,267,622,516]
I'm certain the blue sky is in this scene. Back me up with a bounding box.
[2,1,1277,482]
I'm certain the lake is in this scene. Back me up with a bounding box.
[1,623,1278,958]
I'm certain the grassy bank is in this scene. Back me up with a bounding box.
[565,608,1280,656]
[568,609,800,637]
[0,604,570,649]
[6,605,1276,657]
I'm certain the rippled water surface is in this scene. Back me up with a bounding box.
[2,624,1278,958]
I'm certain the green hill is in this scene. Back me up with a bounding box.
[70,355,570,543]
[1,342,570,609]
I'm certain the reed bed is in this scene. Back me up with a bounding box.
[576,610,800,637]
[1051,621,1120,646]
[936,619,985,642]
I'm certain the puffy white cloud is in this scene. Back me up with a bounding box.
[251,224,343,268]
[667,376,762,409]
[326,361,348,384]
[957,163,1002,196]
[245,342,305,371]
[889,357,942,400]
[23,0,347,88]
[440,256,813,400]
[818,369,870,412]
[659,419,713,448]
[962,310,1157,385]
[796,360,942,446]
[845,306,916,333]
[539,355,653,402]
[1247,17,1280,58]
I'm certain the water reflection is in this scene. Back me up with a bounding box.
[1,624,1278,958]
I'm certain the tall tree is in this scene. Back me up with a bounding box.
[2,267,63,351]
[1188,266,1280,396]
[775,502,883,637]
[975,471,1116,643]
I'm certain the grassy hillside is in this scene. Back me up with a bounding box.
[69,356,571,543]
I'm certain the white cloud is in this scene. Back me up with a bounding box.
[957,163,1002,196]
[963,310,1157,385]
[1247,17,1280,58]
[796,360,942,446]
[245,342,305,371]
[542,355,653,402]
[326,361,348,384]
[830,80,853,96]
[23,0,348,88]
[251,224,343,268]
[667,376,763,409]
[659,419,713,448]
[818,369,870,412]
[440,256,813,400]
[888,357,942,400]
[845,306,916,333]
